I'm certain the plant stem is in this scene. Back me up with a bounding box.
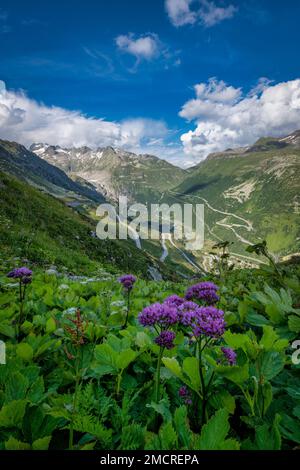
[17,280,24,339]
[155,346,164,403]
[69,349,81,450]
[198,337,207,426]
[123,290,130,329]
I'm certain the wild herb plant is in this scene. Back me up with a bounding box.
[0,260,299,450]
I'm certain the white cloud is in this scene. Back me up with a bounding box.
[199,0,237,27]
[115,33,160,61]
[0,80,170,154]
[165,0,197,27]
[179,77,300,160]
[165,0,237,27]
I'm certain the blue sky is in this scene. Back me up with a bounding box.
[0,0,300,166]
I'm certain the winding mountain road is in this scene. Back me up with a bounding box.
[168,189,254,246]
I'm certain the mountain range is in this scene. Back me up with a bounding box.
[0,129,299,275]
[30,143,185,203]
[0,139,104,204]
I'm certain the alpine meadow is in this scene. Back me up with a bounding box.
[0,0,300,458]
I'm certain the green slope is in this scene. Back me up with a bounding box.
[173,145,300,257]
[0,139,104,203]
[0,170,181,279]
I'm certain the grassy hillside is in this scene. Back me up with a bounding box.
[172,146,300,257]
[0,139,104,203]
[0,171,181,279]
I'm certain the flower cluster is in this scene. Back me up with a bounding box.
[185,281,219,305]
[118,274,136,291]
[221,347,237,366]
[138,302,178,327]
[155,330,176,349]
[138,281,226,350]
[163,295,185,307]
[193,306,225,338]
[177,301,200,326]
[7,267,32,284]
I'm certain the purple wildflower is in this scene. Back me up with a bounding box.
[7,267,32,285]
[221,347,237,366]
[163,294,185,307]
[178,386,192,405]
[7,267,32,279]
[118,274,136,291]
[179,386,189,397]
[193,306,225,338]
[177,301,200,326]
[155,330,176,349]
[185,281,220,305]
[138,302,178,327]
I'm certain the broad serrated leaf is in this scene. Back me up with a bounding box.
[32,435,52,450]
[5,436,31,450]
[159,422,177,450]
[195,408,230,450]
[0,399,27,428]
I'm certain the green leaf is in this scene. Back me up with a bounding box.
[293,405,300,419]
[260,351,285,381]
[146,399,172,422]
[22,405,60,442]
[216,362,249,385]
[260,325,289,352]
[280,414,300,444]
[16,343,34,362]
[27,376,45,403]
[5,436,31,450]
[288,315,300,333]
[159,422,177,450]
[116,349,137,370]
[21,321,33,334]
[209,389,236,414]
[182,357,200,391]
[81,442,96,450]
[135,332,152,349]
[259,382,273,416]
[32,436,52,450]
[46,317,56,334]
[0,321,15,338]
[72,415,112,447]
[223,330,257,358]
[120,424,145,450]
[162,357,183,379]
[255,415,281,450]
[0,399,27,428]
[93,343,117,376]
[195,408,230,450]
[174,406,192,449]
[246,311,270,327]
[6,371,29,401]
[219,438,240,450]
[238,301,249,323]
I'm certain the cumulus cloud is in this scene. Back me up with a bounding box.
[0,80,170,154]
[199,0,237,27]
[179,77,300,160]
[165,0,237,27]
[115,33,160,61]
[165,0,197,27]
